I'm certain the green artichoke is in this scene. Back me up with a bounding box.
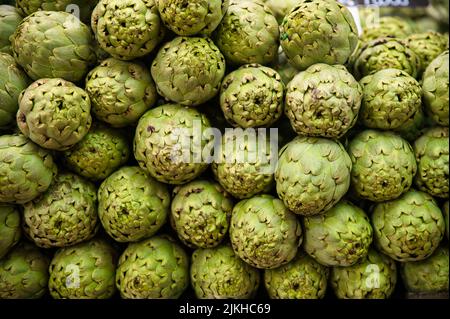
[220,64,284,128]
[134,104,213,185]
[395,107,428,142]
[427,0,449,25]
[116,235,189,299]
[413,127,449,199]
[0,134,57,204]
[0,242,49,299]
[10,11,96,82]
[304,201,373,267]
[285,63,362,138]
[0,204,20,259]
[403,32,447,74]
[261,0,298,24]
[275,136,352,216]
[444,201,449,239]
[91,0,164,60]
[0,52,30,130]
[212,128,276,199]
[0,5,22,54]
[422,50,449,126]
[98,166,170,243]
[330,249,398,299]
[372,189,445,262]
[280,0,358,71]
[264,251,329,299]
[151,37,225,106]
[157,0,228,36]
[48,238,117,299]
[190,244,260,299]
[359,69,422,131]
[215,0,279,66]
[360,16,416,43]
[347,130,417,202]
[229,194,302,269]
[23,173,98,248]
[63,124,130,182]
[171,180,233,248]
[17,78,92,151]
[85,58,157,128]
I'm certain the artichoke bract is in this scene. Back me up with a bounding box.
[116,235,189,299]
[171,180,233,249]
[0,242,49,299]
[229,195,302,269]
[220,64,284,128]
[17,78,92,151]
[413,127,449,199]
[422,51,449,126]
[264,251,329,299]
[360,16,415,43]
[212,128,276,199]
[275,136,351,216]
[403,32,447,74]
[359,69,422,131]
[190,244,260,299]
[98,166,170,243]
[151,37,225,106]
[304,201,373,267]
[0,52,30,130]
[49,238,117,299]
[134,104,213,185]
[0,204,20,259]
[280,0,358,71]
[10,11,96,82]
[63,125,130,182]
[372,189,445,262]
[91,0,164,60]
[0,134,57,204]
[23,173,98,249]
[0,5,22,54]
[330,249,398,299]
[85,58,157,128]
[285,63,362,138]
[215,0,279,66]
[347,130,417,202]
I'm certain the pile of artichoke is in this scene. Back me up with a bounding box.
[0,0,449,300]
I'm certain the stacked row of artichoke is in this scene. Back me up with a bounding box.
[0,0,449,299]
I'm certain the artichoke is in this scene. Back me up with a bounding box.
[229,194,302,269]
[10,11,96,82]
[422,51,449,126]
[17,78,92,151]
[85,58,157,128]
[0,204,20,259]
[275,136,352,216]
[0,5,22,54]
[285,63,362,138]
[98,166,170,243]
[0,134,57,204]
[63,124,130,182]
[151,37,225,106]
[371,189,445,262]
[48,238,117,299]
[23,173,98,248]
[134,104,213,185]
[264,251,329,299]
[414,16,444,33]
[303,201,373,267]
[347,130,417,202]
[190,244,260,299]
[260,0,298,24]
[171,180,233,248]
[427,0,449,25]
[360,16,415,43]
[91,0,164,60]
[116,235,189,299]
[220,64,284,128]
[403,32,447,74]
[330,249,397,299]
[212,127,276,199]
[215,0,279,66]
[280,0,358,71]
[0,52,30,130]
[359,69,422,131]
[413,127,449,199]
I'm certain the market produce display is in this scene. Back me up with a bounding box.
[0,0,448,300]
